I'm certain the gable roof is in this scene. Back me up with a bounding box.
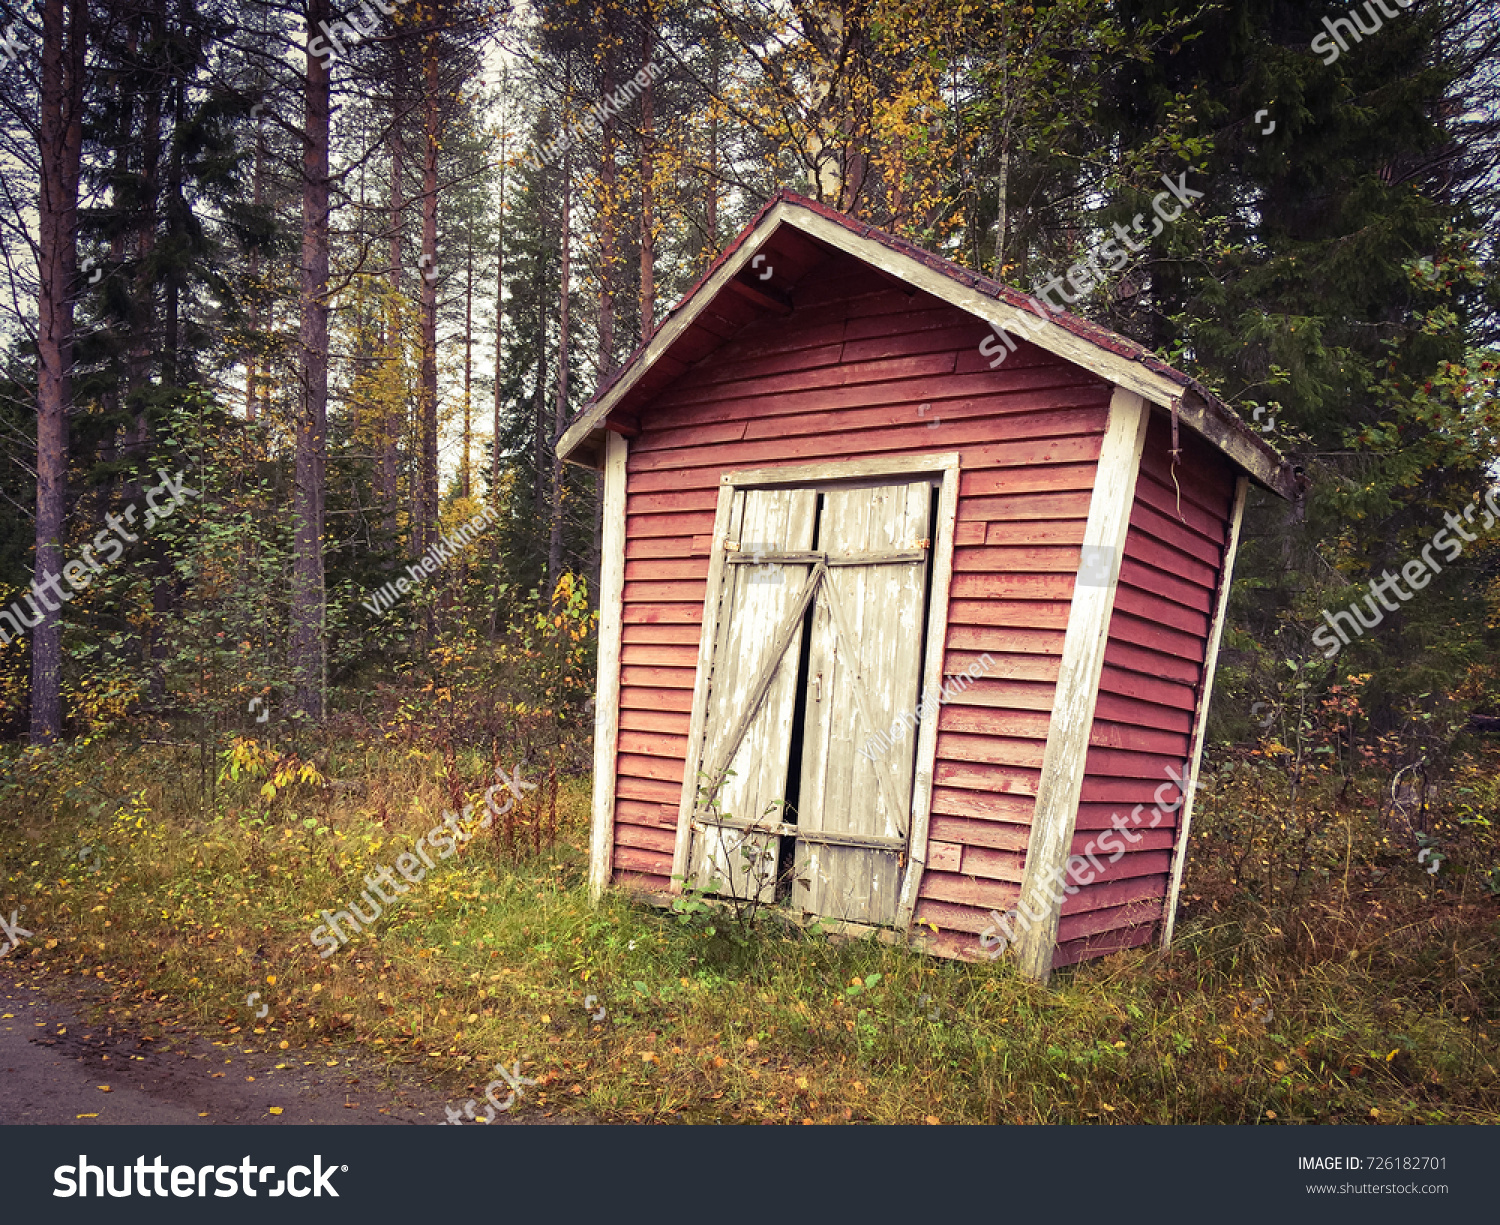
[558,190,1297,499]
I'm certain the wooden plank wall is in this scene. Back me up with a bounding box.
[1052,408,1237,968]
[610,256,1113,955]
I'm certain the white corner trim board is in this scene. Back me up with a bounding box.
[1160,473,1249,947]
[1011,387,1150,981]
[588,429,629,902]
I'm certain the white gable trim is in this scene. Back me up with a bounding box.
[558,200,1291,498]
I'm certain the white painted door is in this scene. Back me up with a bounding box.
[793,482,931,925]
[688,487,818,901]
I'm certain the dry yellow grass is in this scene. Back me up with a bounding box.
[2,729,1497,1124]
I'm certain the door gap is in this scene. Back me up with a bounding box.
[773,493,823,902]
[913,484,942,708]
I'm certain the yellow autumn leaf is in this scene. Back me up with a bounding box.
[268,1107,283,1115]
[76,1113,99,1119]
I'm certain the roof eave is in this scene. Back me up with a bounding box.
[776,209,1295,500]
[558,196,1297,500]
[556,199,799,468]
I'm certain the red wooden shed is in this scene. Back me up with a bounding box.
[558,190,1296,980]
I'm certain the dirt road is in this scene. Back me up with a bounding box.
[0,970,561,1126]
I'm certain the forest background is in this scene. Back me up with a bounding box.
[0,0,1498,1125]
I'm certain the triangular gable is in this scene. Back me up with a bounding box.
[558,191,1295,500]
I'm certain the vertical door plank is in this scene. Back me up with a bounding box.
[690,487,818,901]
[795,480,931,923]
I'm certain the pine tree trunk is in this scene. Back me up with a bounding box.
[97,23,135,519]
[30,0,87,744]
[532,361,548,541]
[291,0,332,721]
[463,239,473,500]
[993,139,1009,280]
[638,20,655,342]
[492,141,505,505]
[247,98,266,422]
[598,56,616,372]
[417,42,441,561]
[705,47,719,267]
[126,20,160,468]
[149,77,187,701]
[162,83,182,387]
[382,121,403,543]
[548,145,571,589]
[489,144,506,639]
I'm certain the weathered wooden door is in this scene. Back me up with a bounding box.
[688,478,934,922]
[688,486,818,900]
[793,482,931,924]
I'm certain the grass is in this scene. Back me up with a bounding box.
[1,716,1497,1125]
